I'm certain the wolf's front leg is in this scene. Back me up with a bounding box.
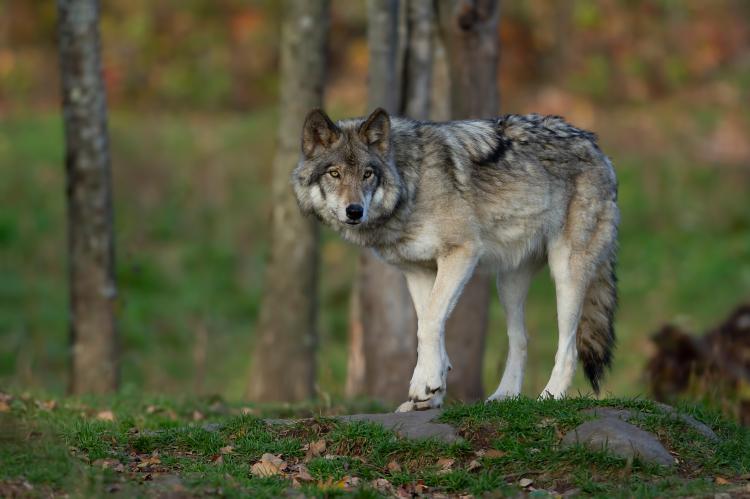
[396,248,479,412]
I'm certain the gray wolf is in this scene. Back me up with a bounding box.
[292,108,619,411]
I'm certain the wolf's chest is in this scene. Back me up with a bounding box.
[373,223,444,265]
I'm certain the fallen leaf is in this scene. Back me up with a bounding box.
[250,453,287,477]
[0,401,10,413]
[136,452,161,469]
[715,476,730,485]
[519,477,534,488]
[292,464,314,483]
[436,457,455,474]
[303,439,327,461]
[483,449,507,458]
[92,459,125,472]
[240,407,257,415]
[387,460,402,473]
[336,476,361,490]
[192,410,204,421]
[96,410,115,421]
[466,459,482,471]
[211,454,223,465]
[146,405,158,414]
[220,445,234,455]
[371,478,393,492]
[37,400,57,411]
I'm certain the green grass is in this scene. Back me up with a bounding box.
[1,393,748,497]
[0,108,749,402]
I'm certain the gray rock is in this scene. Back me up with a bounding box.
[579,405,718,442]
[654,403,719,441]
[562,417,675,466]
[338,409,461,443]
[580,407,636,421]
[267,409,460,443]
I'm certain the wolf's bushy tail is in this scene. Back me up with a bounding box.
[577,250,617,394]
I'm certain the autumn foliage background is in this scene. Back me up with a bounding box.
[1,1,749,400]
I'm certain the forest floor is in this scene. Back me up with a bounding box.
[1,392,749,498]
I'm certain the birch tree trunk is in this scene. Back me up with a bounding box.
[437,0,500,402]
[247,0,329,402]
[57,0,119,395]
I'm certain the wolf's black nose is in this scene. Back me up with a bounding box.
[346,204,364,220]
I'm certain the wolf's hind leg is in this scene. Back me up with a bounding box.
[396,247,478,412]
[487,263,536,401]
[541,239,588,399]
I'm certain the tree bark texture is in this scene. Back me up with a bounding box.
[346,0,418,404]
[57,0,119,395]
[437,0,500,402]
[247,0,329,402]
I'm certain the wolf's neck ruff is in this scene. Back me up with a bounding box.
[292,108,619,411]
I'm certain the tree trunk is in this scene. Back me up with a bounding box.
[247,0,329,402]
[346,0,418,404]
[57,0,119,395]
[437,0,500,402]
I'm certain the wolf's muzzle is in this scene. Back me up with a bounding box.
[345,203,364,221]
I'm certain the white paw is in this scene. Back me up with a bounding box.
[486,389,519,403]
[394,391,444,412]
[396,354,449,412]
[538,387,565,400]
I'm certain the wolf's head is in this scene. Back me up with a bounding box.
[292,108,403,230]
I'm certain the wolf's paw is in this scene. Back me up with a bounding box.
[394,390,445,412]
[398,360,448,412]
[485,389,518,403]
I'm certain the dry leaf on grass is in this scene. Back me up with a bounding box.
[397,480,428,497]
[210,454,223,465]
[519,477,534,488]
[466,459,482,472]
[482,449,507,458]
[92,459,125,472]
[0,400,10,413]
[219,445,234,454]
[96,410,115,421]
[316,476,361,491]
[715,476,730,485]
[436,457,455,474]
[292,464,314,483]
[136,454,162,469]
[192,410,204,421]
[386,460,402,473]
[371,478,393,492]
[37,400,57,411]
[250,453,287,477]
[303,439,327,461]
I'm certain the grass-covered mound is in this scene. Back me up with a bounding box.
[1,393,748,497]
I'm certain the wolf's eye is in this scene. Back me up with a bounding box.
[363,170,373,179]
[328,170,340,178]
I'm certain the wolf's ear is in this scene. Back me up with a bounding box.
[302,109,341,158]
[358,107,391,155]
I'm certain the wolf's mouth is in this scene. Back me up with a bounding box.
[344,220,361,226]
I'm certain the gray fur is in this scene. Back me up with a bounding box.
[293,108,619,406]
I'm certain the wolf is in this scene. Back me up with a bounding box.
[292,108,619,412]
